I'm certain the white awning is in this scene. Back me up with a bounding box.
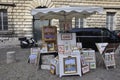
[31,6,103,19]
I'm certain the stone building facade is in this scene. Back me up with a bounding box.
[0,0,120,39]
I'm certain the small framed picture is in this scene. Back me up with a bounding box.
[50,64,56,75]
[58,45,64,54]
[82,65,89,74]
[90,62,96,69]
[63,56,77,74]
[61,33,72,40]
[47,43,55,51]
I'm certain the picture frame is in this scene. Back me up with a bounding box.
[89,62,96,69]
[58,45,64,54]
[30,47,40,55]
[50,64,56,75]
[47,43,55,51]
[61,33,72,40]
[63,56,77,74]
[59,54,82,77]
[82,65,90,74]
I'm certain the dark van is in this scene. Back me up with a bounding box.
[69,27,120,51]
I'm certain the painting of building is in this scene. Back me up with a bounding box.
[0,0,120,41]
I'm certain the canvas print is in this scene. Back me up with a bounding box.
[64,57,77,74]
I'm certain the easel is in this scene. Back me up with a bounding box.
[102,43,119,70]
[96,43,119,70]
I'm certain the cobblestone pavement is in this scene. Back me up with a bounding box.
[0,46,120,80]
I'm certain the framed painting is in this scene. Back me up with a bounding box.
[47,43,55,51]
[59,54,82,77]
[50,64,56,75]
[63,56,77,74]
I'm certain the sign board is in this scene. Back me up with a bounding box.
[95,43,108,54]
[81,49,96,69]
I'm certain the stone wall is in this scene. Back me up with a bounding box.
[0,0,120,38]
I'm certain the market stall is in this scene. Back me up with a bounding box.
[30,6,104,77]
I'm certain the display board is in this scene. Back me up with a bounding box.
[81,49,96,69]
[57,33,76,54]
[59,53,82,77]
[102,43,119,69]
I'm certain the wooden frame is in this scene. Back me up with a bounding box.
[47,43,55,51]
[50,64,56,75]
[61,33,72,40]
[63,56,77,74]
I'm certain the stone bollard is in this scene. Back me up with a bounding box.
[6,51,16,64]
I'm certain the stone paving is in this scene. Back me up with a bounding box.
[0,46,120,80]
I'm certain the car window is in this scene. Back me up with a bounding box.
[92,30,101,36]
[101,29,110,36]
[76,29,101,36]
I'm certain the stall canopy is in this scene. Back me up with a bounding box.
[31,6,103,20]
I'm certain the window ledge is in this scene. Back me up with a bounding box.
[0,30,14,35]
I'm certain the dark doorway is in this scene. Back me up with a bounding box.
[33,19,49,42]
[33,6,49,42]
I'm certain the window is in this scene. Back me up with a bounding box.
[0,9,8,31]
[106,12,115,30]
[59,19,72,31]
[75,18,84,28]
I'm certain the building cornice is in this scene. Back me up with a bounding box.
[0,2,16,7]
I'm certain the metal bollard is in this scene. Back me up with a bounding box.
[6,51,16,64]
